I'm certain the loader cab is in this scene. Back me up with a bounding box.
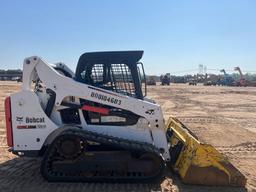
[75,51,146,99]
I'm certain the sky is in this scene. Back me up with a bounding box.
[0,0,256,75]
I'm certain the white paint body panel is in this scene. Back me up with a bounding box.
[10,56,170,160]
[11,91,58,150]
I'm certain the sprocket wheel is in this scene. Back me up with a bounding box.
[56,135,86,159]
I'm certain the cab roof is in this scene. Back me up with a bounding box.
[76,51,143,68]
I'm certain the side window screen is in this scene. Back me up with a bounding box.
[110,64,135,97]
[80,63,136,97]
[80,64,104,85]
[91,64,104,83]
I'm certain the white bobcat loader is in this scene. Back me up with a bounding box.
[5,51,246,186]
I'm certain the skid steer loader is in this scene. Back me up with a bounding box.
[5,51,246,186]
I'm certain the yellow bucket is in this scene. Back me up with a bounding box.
[166,117,246,186]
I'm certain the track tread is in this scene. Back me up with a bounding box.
[41,128,166,183]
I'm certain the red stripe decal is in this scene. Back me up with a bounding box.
[81,105,109,115]
[17,125,36,129]
[5,97,13,147]
[17,125,27,129]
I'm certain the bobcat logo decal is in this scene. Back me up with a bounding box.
[16,116,23,124]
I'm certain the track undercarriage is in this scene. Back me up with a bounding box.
[41,129,165,182]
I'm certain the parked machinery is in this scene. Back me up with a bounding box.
[146,75,157,85]
[171,76,187,84]
[188,76,197,85]
[219,69,234,86]
[160,73,170,85]
[203,74,221,86]
[234,67,247,86]
[5,51,246,186]
[233,67,256,87]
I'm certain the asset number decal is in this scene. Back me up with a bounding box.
[91,92,122,105]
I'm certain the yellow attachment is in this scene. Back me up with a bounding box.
[166,117,246,186]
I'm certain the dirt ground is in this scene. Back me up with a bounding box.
[0,81,256,192]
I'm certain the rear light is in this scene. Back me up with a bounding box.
[5,97,13,147]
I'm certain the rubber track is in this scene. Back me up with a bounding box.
[41,128,166,183]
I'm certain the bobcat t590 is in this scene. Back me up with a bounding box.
[5,51,246,186]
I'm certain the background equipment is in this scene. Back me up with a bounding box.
[160,73,171,85]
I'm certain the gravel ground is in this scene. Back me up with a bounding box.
[0,81,255,192]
